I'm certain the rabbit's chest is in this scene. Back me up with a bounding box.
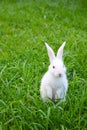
[50,78,63,89]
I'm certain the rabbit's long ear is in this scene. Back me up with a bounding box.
[45,43,55,63]
[57,41,66,60]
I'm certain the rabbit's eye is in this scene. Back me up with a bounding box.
[53,66,55,69]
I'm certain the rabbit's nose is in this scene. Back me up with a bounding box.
[55,72,62,77]
[59,73,62,77]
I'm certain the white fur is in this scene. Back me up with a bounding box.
[40,42,68,101]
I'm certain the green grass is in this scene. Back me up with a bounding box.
[0,0,87,129]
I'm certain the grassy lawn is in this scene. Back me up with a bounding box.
[0,0,87,129]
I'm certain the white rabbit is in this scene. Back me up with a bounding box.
[40,42,68,102]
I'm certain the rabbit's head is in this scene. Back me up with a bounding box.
[45,42,66,77]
